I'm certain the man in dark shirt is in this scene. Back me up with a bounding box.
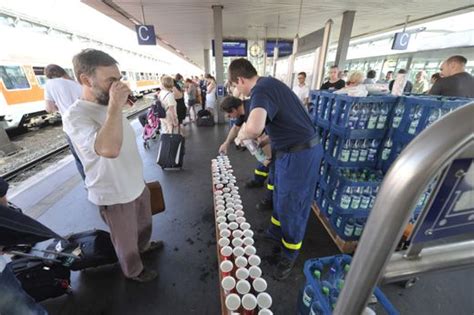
[429,55,474,98]
[228,59,323,280]
[320,65,346,90]
[389,69,413,94]
[199,74,207,110]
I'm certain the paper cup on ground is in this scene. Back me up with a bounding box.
[221,276,236,294]
[217,210,226,217]
[258,309,273,315]
[235,256,248,268]
[236,217,246,225]
[232,246,245,258]
[218,223,228,231]
[252,277,267,293]
[220,229,231,238]
[218,237,230,248]
[225,209,234,215]
[234,204,243,210]
[243,230,254,238]
[216,205,225,211]
[232,230,243,239]
[257,292,272,309]
[225,294,241,312]
[243,237,254,246]
[220,260,233,277]
[249,266,262,279]
[235,267,249,280]
[220,246,233,260]
[216,216,226,224]
[240,222,251,230]
[231,237,243,248]
[227,214,237,221]
[228,222,239,230]
[235,210,245,217]
[244,245,256,256]
[236,279,251,295]
[248,255,261,266]
[241,294,257,312]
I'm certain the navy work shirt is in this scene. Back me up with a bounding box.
[235,99,251,127]
[250,77,317,151]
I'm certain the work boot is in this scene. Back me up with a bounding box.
[273,254,296,280]
[129,268,158,282]
[245,179,264,188]
[256,199,273,211]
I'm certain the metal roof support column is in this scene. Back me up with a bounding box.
[212,4,225,124]
[334,10,355,69]
[204,49,211,75]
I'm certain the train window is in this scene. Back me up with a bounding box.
[0,65,31,90]
[33,66,47,87]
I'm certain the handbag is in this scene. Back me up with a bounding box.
[146,181,165,215]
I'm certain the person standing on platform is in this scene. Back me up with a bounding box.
[377,71,393,84]
[292,72,310,108]
[199,74,207,110]
[63,49,162,283]
[429,55,474,98]
[389,69,413,94]
[43,64,85,181]
[206,74,217,117]
[412,70,429,94]
[228,59,323,280]
[320,65,345,91]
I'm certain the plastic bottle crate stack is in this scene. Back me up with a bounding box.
[296,254,399,315]
[310,91,473,242]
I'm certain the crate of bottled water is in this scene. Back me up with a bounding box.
[310,90,335,130]
[297,255,398,315]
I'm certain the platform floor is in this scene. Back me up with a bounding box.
[11,120,474,315]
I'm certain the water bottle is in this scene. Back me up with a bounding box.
[331,179,339,201]
[330,291,339,311]
[367,139,380,162]
[324,102,331,120]
[344,219,355,237]
[324,133,331,152]
[381,137,393,161]
[330,102,338,123]
[354,219,364,237]
[367,104,379,129]
[335,215,343,228]
[340,187,352,209]
[358,140,369,162]
[408,106,422,134]
[357,104,369,129]
[376,103,389,129]
[301,285,315,313]
[321,281,333,306]
[350,187,362,209]
[369,186,379,209]
[309,301,324,315]
[348,104,359,129]
[392,103,404,128]
[360,187,372,209]
[242,139,266,163]
[426,108,441,127]
[339,140,351,162]
[349,140,360,162]
[327,204,334,216]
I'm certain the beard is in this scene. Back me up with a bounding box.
[92,85,110,106]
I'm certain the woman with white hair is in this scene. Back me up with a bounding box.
[334,71,368,97]
[159,75,179,133]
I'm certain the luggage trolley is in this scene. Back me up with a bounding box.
[332,101,474,314]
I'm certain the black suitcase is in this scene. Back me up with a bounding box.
[156,133,185,169]
[9,257,71,302]
[46,229,118,271]
[196,109,215,127]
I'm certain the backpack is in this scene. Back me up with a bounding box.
[155,92,171,119]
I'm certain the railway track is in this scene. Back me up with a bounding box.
[1,105,150,181]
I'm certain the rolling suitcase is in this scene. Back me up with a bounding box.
[196,109,215,127]
[45,229,118,271]
[9,257,71,302]
[156,131,185,170]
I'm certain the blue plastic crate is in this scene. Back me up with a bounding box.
[299,255,399,315]
[327,204,369,241]
[324,133,383,168]
[310,91,335,130]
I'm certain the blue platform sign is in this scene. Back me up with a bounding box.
[391,32,410,50]
[266,40,293,57]
[412,159,474,243]
[135,25,156,45]
[212,40,248,57]
[217,85,225,97]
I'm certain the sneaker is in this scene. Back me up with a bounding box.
[129,268,158,282]
[245,180,264,189]
[256,199,273,211]
[273,255,296,280]
[140,240,164,254]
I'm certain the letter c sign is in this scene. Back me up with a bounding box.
[135,25,156,45]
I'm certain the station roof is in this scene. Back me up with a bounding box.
[83,0,473,69]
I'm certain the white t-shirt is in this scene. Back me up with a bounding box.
[44,78,82,114]
[292,84,310,104]
[62,100,145,206]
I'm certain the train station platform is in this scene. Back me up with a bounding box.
[10,119,474,314]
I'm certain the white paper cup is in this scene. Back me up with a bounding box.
[232,246,245,257]
[234,204,243,210]
[220,260,233,274]
[236,217,246,224]
[257,292,272,309]
[243,237,254,246]
[220,229,231,238]
[225,294,241,312]
[249,266,262,279]
[258,309,273,315]
[231,238,243,248]
[216,184,224,189]
[235,267,249,280]
[242,294,257,311]
[220,246,233,259]
[221,276,236,293]
[218,222,228,231]
[215,195,224,200]
[218,237,230,248]
[223,187,231,193]
[217,210,226,217]
[228,222,239,231]
[227,214,237,222]
[248,255,261,267]
[244,245,257,256]
[216,205,225,211]
[226,202,235,209]
[240,222,251,231]
[216,200,225,206]
[252,277,267,292]
[223,193,231,198]
[233,199,242,205]
[236,279,251,295]
[235,210,245,217]
[225,209,234,215]
[235,256,248,268]
[231,191,239,196]
[214,190,223,196]
[232,230,243,239]
[243,230,254,238]
[216,216,226,224]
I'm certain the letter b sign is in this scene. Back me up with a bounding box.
[136,25,156,45]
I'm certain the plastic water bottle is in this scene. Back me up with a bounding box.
[309,301,325,315]
[376,103,389,129]
[357,104,369,129]
[340,140,351,162]
[392,103,404,128]
[354,220,364,237]
[348,104,359,129]
[243,139,266,163]
[340,187,352,209]
[367,104,379,129]
[344,219,355,237]
[324,133,331,152]
[360,187,372,209]
[349,140,360,162]
[367,139,380,162]
[350,187,362,209]
[321,281,333,306]
[381,137,393,161]
[408,106,422,134]
[426,108,441,127]
[301,285,315,314]
[335,215,343,228]
[369,186,379,209]
[358,140,369,162]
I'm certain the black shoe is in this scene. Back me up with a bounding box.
[245,180,264,189]
[256,199,273,211]
[273,255,296,280]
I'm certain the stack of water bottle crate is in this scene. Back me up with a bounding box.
[310,91,472,244]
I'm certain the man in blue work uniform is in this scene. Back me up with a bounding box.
[228,58,323,280]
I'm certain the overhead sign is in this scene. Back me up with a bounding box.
[135,25,156,45]
[391,32,410,50]
[212,40,248,57]
[266,40,293,57]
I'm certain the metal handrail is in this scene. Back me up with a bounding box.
[334,102,474,314]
